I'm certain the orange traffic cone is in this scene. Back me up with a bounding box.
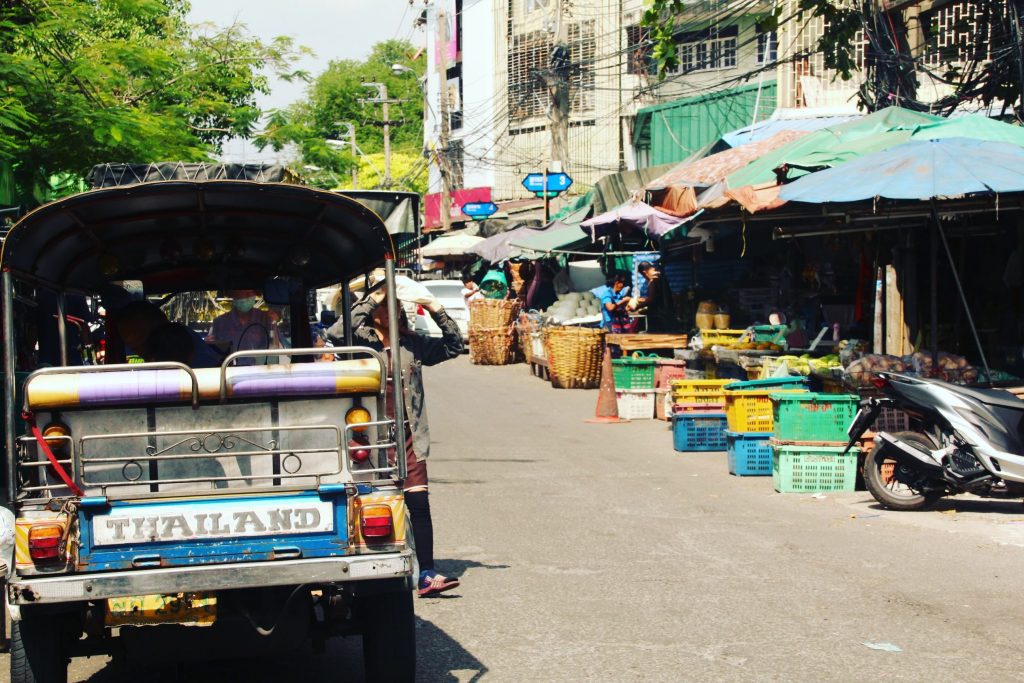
[586,347,629,424]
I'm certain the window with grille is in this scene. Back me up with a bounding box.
[757,29,778,65]
[569,20,596,114]
[668,25,738,73]
[507,21,595,121]
[921,0,1001,67]
[625,24,656,75]
[508,30,551,121]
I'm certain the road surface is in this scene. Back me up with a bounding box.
[5,355,1024,681]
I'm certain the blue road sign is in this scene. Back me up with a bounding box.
[522,172,573,194]
[461,201,498,219]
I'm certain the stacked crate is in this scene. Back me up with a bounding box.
[669,379,731,451]
[722,377,809,476]
[612,356,658,419]
[769,393,861,493]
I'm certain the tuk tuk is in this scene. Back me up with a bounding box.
[0,178,417,680]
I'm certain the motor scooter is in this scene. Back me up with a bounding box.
[848,372,1024,510]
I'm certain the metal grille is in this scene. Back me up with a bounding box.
[779,0,866,108]
[921,0,999,68]
[508,29,551,121]
[569,20,596,113]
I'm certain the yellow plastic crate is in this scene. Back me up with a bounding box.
[670,379,731,405]
[699,329,747,348]
[724,389,807,432]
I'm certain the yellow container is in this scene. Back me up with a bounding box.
[700,329,747,348]
[670,378,731,405]
[724,389,807,432]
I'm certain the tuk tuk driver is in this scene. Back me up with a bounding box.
[206,290,282,365]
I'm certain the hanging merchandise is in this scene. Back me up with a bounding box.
[480,269,509,299]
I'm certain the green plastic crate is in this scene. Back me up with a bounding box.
[772,444,859,493]
[612,357,657,390]
[771,392,859,442]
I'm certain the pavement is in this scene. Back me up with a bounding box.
[5,354,1024,681]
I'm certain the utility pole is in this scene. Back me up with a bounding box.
[359,83,404,188]
[335,122,358,189]
[547,0,570,175]
[437,3,453,232]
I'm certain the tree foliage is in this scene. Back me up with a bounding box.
[0,0,307,202]
[257,39,425,191]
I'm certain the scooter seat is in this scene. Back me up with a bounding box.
[943,383,1024,411]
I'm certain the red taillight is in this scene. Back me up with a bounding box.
[28,524,64,562]
[360,505,394,540]
[416,304,425,316]
[870,376,890,389]
[349,442,371,462]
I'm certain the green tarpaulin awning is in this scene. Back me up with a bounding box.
[726,107,942,188]
[507,222,590,257]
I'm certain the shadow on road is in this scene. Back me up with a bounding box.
[865,497,1024,515]
[436,557,512,579]
[69,613,485,682]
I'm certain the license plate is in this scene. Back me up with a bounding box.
[105,592,217,627]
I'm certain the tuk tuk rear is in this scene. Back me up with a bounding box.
[0,177,417,681]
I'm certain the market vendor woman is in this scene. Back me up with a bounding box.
[597,272,632,333]
[327,285,464,596]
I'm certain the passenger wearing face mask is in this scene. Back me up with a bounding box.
[206,289,282,365]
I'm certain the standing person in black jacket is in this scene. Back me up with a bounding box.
[327,286,464,597]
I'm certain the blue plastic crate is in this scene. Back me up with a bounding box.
[672,413,728,452]
[725,431,773,476]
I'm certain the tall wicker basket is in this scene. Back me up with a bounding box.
[469,299,521,365]
[469,299,521,331]
[544,326,606,389]
[469,327,517,365]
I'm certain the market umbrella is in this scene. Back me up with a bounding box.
[420,232,484,258]
[908,114,1024,146]
[580,201,690,240]
[507,221,590,257]
[778,138,1024,203]
[469,224,546,262]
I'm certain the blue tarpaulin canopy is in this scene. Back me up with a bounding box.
[778,138,1024,203]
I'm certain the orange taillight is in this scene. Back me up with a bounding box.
[360,504,393,540]
[28,523,64,562]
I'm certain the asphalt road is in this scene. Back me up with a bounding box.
[6,355,1024,681]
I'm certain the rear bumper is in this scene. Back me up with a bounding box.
[8,550,414,606]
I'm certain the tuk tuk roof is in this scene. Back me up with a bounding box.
[0,181,394,293]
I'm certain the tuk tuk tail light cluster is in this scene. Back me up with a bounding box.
[28,523,65,562]
[42,423,70,450]
[345,407,372,433]
[360,505,394,540]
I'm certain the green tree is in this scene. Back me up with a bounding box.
[258,39,425,191]
[0,0,307,203]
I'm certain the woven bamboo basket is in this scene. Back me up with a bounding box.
[544,326,606,389]
[469,299,521,331]
[508,261,531,299]
[516,316,539,364]
[469,326,518,365]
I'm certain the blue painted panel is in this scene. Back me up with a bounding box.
[78,493,350,572]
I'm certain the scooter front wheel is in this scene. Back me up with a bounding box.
[863,431,943,511]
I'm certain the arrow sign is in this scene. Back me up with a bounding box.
[522,172,573,194]
[461,201,498,219]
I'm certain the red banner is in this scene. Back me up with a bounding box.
[424,187,492,230]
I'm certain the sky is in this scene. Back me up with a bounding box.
[186,0,422,163]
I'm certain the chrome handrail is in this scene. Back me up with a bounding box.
[24,362,201,410]
[218,346,389,403]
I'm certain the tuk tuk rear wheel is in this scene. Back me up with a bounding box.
[10,617,69,683]
[360,588,415,681]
